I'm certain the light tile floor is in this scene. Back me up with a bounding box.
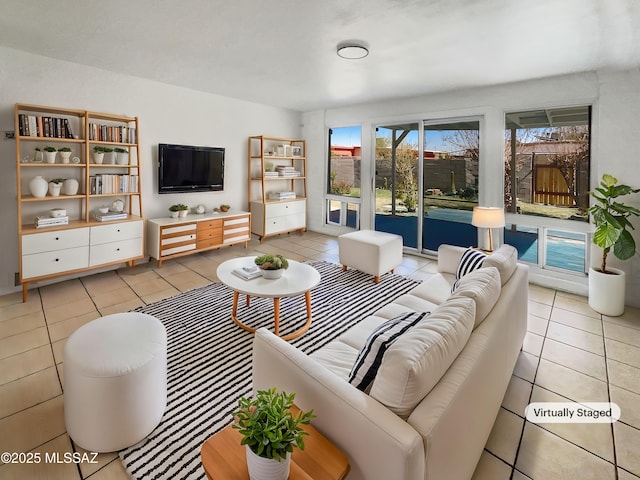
[0,232,638,480]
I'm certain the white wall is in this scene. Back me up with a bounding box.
[0,47,302,295]
[302,70,640,307]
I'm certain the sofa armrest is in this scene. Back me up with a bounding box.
[437,244,467,275]
[252,328,425,480]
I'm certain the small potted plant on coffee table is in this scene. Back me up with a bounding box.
[233,388,314,480]
[254,254,289,279]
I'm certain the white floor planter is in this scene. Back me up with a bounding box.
[588,266,626,316]
[245,446,290,480]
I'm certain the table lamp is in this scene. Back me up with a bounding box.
[471,207,505,251]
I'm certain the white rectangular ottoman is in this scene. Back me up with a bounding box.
[339,230,403,283]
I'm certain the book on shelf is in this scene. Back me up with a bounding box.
[18,114,75,138]
[232,266,262,280]
[35,216,69,228]
[263,171,279,177]
[94,212,128,222]
[268,191,296,200]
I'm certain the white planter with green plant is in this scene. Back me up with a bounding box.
[588,174,640,316]
[254,254,288,279]
[169,204,189,218]
[115,147,129,165]
[58,147,72,163]
[48,178,64,197]
[92,146,105,164]
[233,388,314,480]
[44,146,57,164]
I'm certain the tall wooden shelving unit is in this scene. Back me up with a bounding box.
[14,103,144,301]
[248,135,307,241]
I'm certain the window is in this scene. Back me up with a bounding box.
[328,127,361,197]
[504,106,590,221]
[504,106,591,274]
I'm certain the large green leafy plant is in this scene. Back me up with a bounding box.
[232,388,315,461]
[589,174,640,273]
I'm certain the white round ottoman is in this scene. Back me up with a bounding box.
[63,312,167,452]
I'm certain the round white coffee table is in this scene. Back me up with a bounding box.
[217,256,321,340]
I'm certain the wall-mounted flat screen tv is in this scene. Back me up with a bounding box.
[158,143,224,193]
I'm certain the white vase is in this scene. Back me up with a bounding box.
[63,178,79,195]
[588,266,626,316]
[29,175,48,198]
[178,210,188,218]
[59,151,72,163]
[104,152,115,164]
[116,152,129,165]
[44,151,57,164]
[34,150,44,163]
[261,268,284,279]
[170,211,179,218]
[48,182,62,197]
[92,152,104,164]
[245,445,290,480]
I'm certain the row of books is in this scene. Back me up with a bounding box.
[18,114,74,138]
[94,212,128,222]
[89,174,139,194]
[88,123,136,144]
[275,166,301,177]
[35,215,69,229]
[268,191,296,200]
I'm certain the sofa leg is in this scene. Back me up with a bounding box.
[342,265,347,272]
[374,275,380,284]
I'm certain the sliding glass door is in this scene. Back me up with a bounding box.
[373,118,480,252]
[422,119,480,252]
[374,123,419,247]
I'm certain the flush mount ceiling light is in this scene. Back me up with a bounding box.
[337,41,369,59]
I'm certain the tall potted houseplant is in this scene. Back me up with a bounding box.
[588,174,640,316]
[233,388,314,480]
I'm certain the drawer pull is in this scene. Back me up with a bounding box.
[55,237,59,241]
[55,258,59,262]
[117,229,121,232]
[117,248,120,251]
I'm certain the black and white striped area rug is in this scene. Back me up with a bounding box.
[119,261,420,480]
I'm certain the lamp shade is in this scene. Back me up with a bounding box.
[471,207,505,229]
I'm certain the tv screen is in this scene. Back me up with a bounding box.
[158,143,224,193]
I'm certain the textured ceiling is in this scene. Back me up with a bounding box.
[1,0,639,111]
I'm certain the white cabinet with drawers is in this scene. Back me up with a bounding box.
[22,227,91,278]
[20,220,144,297]
[147,211,250,267]
[89,221,144,266]
[250,199,306,238]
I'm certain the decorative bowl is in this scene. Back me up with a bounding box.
[50,208,66,218]
[98,206,109,214]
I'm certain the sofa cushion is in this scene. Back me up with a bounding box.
[348,311,429,392]
[452,248,487,292]
[406,273,454,305]
[483,244,518,285]
[449,266,501,328]
[369,296,476,418]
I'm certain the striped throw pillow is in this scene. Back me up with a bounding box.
[348,311,428,392]
[452,248,487,292]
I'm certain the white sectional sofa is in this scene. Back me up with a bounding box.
[252,244,528,480]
